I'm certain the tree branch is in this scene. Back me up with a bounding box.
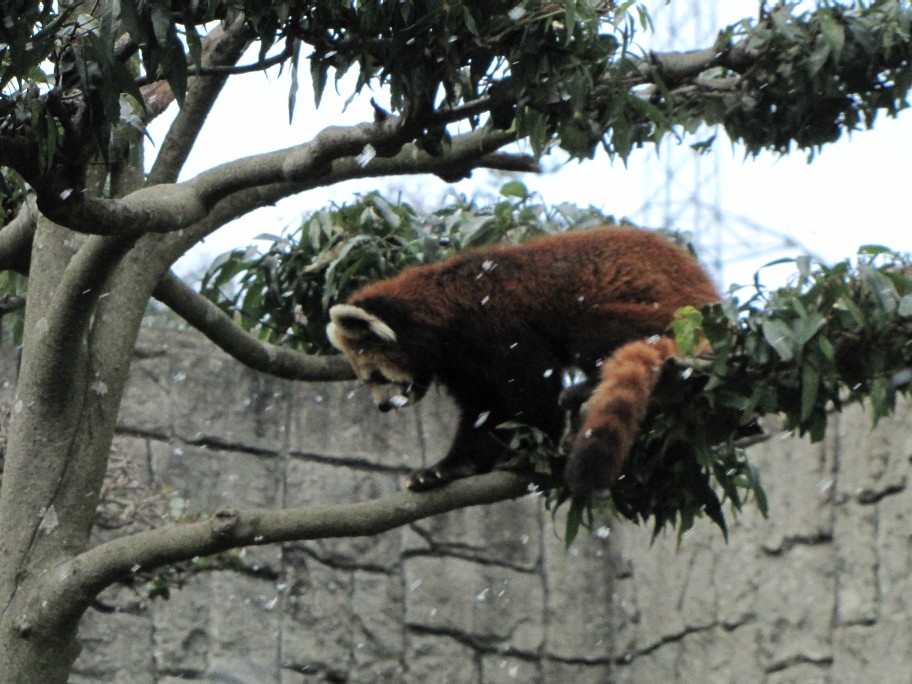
[29,125,525,279]
[35,234,136,386]
[44,471,532,629]
[153,270,354,381]
[642,45,753,88]
[157,128,534,264]
[0,195,37,273]
[137,41,293,88]
[36,112,415,235]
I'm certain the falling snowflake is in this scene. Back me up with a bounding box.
[38,505,59,534]
[508,5,525,20]
[355,144,377,167]
[388,394,409,408]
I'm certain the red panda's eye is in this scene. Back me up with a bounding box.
[368,371,391,385]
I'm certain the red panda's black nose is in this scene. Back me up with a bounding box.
[378,401,392,412]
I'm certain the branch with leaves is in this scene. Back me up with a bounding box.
[154,271,354,381]
[1,4,912,680]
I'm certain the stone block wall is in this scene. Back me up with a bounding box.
[2,327,909,682]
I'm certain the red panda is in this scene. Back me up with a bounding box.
[327,226,718,495]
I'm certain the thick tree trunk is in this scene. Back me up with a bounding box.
[0,220,94,678]
[0,229,164,681]
[0,142,171,682]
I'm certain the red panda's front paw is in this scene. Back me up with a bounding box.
[405,467,450,491]
[406,459,488,491]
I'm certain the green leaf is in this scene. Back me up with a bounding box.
[762,319,795,361]
[858,244,893,256]
[462,6,478,36]
[795,311,826,347]
[310,58,329,108]
[801,363,819,422]
[899,295,912,317]
[747,463,769,518]
[869,376,893,426]
[499,180,529,200]
[670,305,703,356]
[819,12,846,55]
[565,501,583,549]
[860,263,899,313]
[288,39,302,123]
[185,26,202,68]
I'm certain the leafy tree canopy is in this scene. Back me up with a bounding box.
[2,1,912,210]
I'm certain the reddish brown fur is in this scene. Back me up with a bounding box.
[564,336,679,493]
[337,226,718,494]
[352,227,715,335]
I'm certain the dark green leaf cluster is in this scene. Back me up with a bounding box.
[722,1,912,155]
[301,1,626,155]
[0,1,64,92]
[200,183,608,353]
[0,167,26,224]
[4,1,912,181]
[607,247,912,540]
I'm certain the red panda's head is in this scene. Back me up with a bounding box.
[327,304,428,411]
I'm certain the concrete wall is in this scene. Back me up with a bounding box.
[5,327,908,683]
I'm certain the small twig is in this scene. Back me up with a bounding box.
[0,294,25,314]
[135,42,295,88]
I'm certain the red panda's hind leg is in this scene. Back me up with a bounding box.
[564,337,678,496]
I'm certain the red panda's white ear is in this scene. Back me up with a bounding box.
[327,304,397,349]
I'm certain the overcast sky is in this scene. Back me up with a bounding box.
[147,1,912,290]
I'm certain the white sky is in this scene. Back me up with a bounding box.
[147,1,912,290]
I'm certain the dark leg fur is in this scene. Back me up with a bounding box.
[558,378,598,412]
[405,414,507,491]
[407,368,565,491]
[405,334,567,491]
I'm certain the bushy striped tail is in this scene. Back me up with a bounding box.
[564,336,678,496]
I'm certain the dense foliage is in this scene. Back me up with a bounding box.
[720,1,912,155]
[614,246,912,538]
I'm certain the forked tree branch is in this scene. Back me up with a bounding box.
[146,17,254,186]
[42,471,532,629]
[36,113,419,235]
[153,270,355,381]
